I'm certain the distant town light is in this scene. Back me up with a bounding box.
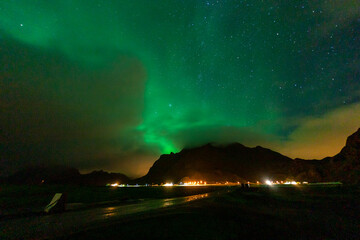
[265,180,273,185]
[163,183,173,186]
[183,181,208,186]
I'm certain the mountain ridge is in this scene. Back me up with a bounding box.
[5,128,360,185]
[4,164,130,185]
[137,128,360,184]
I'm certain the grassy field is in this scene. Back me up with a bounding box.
[66,185,360,240]
[0,184,221,216]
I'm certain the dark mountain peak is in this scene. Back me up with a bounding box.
[225,142,246,148]
[138,128,360,184]
[7,164,80,184]
[88,170,106,174]
[345,128,360,148]
[333,128,360,163]
[82,170,129,186]
[138,142,294,184]
[182,142,215,151]
[203,142,215,147]
[6,165,130,185]
[183,142,245,152]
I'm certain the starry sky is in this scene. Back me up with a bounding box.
[1,0,360,177]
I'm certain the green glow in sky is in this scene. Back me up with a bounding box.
[1,0,360,176]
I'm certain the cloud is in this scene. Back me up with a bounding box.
[137,101,360,164]
[0,34,151,176]
[168,125,279,150]
[311,0,360,37]
[277,103,360,159]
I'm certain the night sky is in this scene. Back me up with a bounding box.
[1,0,360,177]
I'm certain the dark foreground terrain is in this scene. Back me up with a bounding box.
[0,185,220,217]
[67,185,360,240]
[1,185,359,240]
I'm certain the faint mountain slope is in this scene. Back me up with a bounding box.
[138,129,360,184]
[6,165,130,185]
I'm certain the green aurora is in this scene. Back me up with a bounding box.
[1,0,360,176]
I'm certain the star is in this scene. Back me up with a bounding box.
[1,0,359,174]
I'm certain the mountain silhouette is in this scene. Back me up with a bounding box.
[138,129,360,184]
[6,165,130,185]
[6,129,360,185]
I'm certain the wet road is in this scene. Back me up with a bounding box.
[0,192,210,240]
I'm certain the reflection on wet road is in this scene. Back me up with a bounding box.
[0,193,210,240]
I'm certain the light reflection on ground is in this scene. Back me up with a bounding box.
[0,192,215,240]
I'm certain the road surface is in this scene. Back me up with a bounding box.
[0,192,211,239]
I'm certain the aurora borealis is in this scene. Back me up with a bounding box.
[1,0,360,177]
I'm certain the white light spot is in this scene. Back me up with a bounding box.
[265,180,273,185]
